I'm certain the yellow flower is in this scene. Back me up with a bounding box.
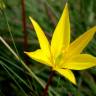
[25,3,96,85]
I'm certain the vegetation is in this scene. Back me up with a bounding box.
[0,0,96,96]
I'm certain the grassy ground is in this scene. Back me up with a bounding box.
[0,0,96,96]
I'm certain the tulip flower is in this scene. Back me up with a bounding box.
[25,3,96,85]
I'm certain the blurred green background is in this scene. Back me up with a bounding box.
[0,0,96,96]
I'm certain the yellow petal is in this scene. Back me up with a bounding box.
[54,68,76,85]
[29,17,50,56]
[51,3,70,58]
[68,26,96,55]
[24,49,52,67]
[64,54,96,70]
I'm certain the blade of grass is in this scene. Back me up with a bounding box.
[0,61,28,96]
[0,36,45,87]
[0,60,33,91]
[0,36,60,95]
[0,56,24,72]
[0,36,19,59]
[2,10,19,57]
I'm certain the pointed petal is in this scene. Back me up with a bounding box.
[54,68,76,85]
[51,3,70,58]
[29,17,50,56]
[64,54,96,70]
[24,49,52,67]
[68,26,96,55]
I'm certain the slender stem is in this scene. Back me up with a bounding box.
[42,71,55,96]
[21,0,29,65]
[21,0,28,50]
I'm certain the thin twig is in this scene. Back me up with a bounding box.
[21,0,29,65]
[21,0,28,50]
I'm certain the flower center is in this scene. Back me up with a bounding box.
[54,49,70,68]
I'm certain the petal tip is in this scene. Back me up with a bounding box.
[29,16,33,22]
[65,2,68,6]
[73,80,77,85]
[29,16,31,19]
[71,76,77,85]
[24,51,28,54]
[89,26,96,34]
[65,2,68,9]
[29,16,36,25]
